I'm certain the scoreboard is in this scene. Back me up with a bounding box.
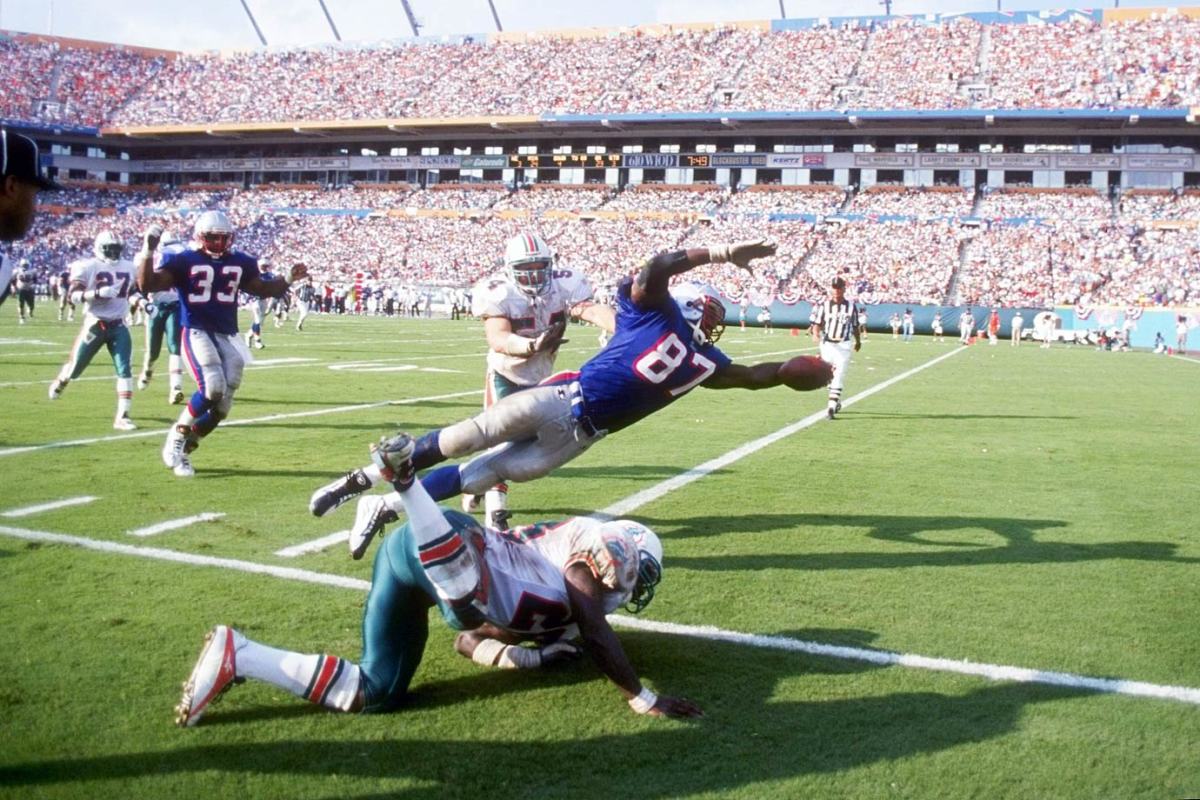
[507,153,623,169]
[505,153,771,169]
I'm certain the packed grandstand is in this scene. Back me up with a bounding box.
[3,7,1199,314]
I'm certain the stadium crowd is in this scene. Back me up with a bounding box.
[6,16,1200,129]
[9,181,1198,311]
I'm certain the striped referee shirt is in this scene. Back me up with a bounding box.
[812,298,857,342]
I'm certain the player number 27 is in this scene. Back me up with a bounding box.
[188,264,243,303]
[633,332,717,396]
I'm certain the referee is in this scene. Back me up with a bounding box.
[810,276,861,420]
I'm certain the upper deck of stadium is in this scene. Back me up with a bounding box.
[3,6,1200,140]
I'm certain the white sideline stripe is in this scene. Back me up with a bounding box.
[1172,354,1200,365]
[1,495,98,518]
[128,512,225,538]
[608,615,1200,705]
[0,524,370,592]
[246,357,317,366]
[600,346,967,518]
[0,389,482,459]
[1,522,1196,706]
[275,530,349,558]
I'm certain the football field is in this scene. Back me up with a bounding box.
[1,311,1198,799]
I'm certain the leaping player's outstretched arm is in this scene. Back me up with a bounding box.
[563,564,703,720]
[631,240,775,307]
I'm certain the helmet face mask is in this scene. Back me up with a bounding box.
[600,520,664,614]
[93,231,124,262]
[504,232,554,297]
[193,210,235,257]
[672,284,726,346]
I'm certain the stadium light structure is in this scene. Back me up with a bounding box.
[778,1,787,18]
[488,0,504,32]
[400,0,422,36]
[317,0,342,41]
[239,0,268,46]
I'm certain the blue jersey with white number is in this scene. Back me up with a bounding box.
[159,248,261,335]
[577,278,731,433]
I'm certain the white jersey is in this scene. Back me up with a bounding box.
[0,254,13,295]
[69,256,136,321]
[494,517,639,617]
[150,242,186,305]
[14,267,35,290]
[472,267,594,386]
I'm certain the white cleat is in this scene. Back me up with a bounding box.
[169,389,185,405]
[173,454,195,478]
[162,424,189,468]
[348,495,399,561]
[461,494,482,513]
[113,415,138,431]
[175,625,242,727]
[48,379,66,400]
[138,370,153,390]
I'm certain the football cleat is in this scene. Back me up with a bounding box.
[162,424,191,468]
[462,494,482,513]
[173,454,195,478]
[138,369,153,390]
[369,433,415,488]
[835,401,843,414]
[309,469,372,517]
[48,378,66,400]
[348,495,399,560]
[113,415,138,431]
[489,509,513,531]
[169,388,185,405]
[826,407,836,420]
[175,625,243,728]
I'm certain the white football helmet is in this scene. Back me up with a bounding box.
[670,283,727,347]
[93,231,124,262]
[504,231,554,297]
[193,210,235,257]
[599,519,663,614]
[258,257,272,275]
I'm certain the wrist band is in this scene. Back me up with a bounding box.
[708,244,732,263]
[628,687,657,714]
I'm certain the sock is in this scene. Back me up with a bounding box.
[116,377,133,417]
[362,463,384,487]
[828,388,842,408]
[484,486,508,520]
[400,480,478,602]
[168,355,183,390]
[421,465,463,501]
[412,431,444,470]
[237,639,360,712]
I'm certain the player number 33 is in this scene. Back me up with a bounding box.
[188,264,243,304]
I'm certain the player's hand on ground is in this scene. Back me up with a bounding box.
[289,263,308,284]
[143,224,163,252]
[538,640,582,667]
[648,694,704,719]
[532,320,568,354]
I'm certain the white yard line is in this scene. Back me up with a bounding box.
[275,529,349,558]
[1172,353,1200,366]
[0,389,482,459]
[599,346,967,518]
[1,495,98,518]
[127,512,225,538]
[1,521,1196,706]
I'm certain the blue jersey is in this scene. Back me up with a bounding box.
[159,248,262,335]
[577,278,731,433]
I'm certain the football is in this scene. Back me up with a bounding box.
[776,355,833,391]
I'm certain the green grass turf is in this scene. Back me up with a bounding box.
[1,308,1198,799]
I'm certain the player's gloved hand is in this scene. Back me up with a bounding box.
[648,695,705,720]
[143,224,163,252]
[531,320,568,354]
[94,285,119,299]
[538,640,582,667]
[708,239,776,270]
[288,262,308,284]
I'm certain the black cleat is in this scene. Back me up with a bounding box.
[310,469,372,517]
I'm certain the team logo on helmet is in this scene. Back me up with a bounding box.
[670,283,726,347]
[193,210,235,257]
[93,230,124,262]
[504,231,553,297]
[599,519,664,614]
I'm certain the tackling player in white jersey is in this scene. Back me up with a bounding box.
[462,231,615,528]
[49,232,139,429]
[176,438,698,725]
